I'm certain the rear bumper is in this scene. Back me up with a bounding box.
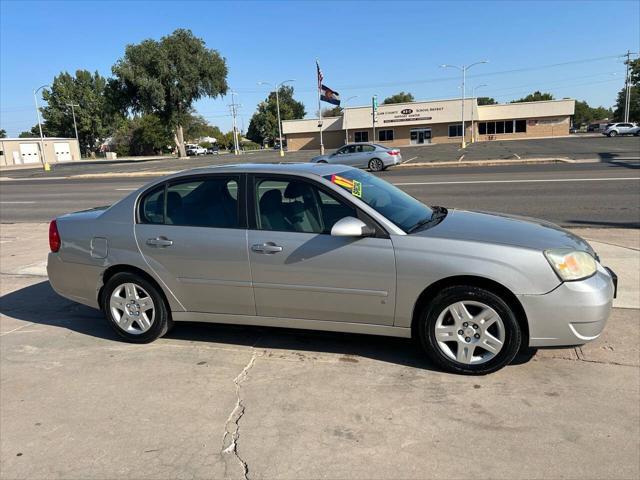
[518,264,615,347]
[383,155,402,167]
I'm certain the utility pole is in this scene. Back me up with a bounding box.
[441,60,488,148]
[66,103,80,144]
[621,50,639,122]
[229,91,240,155]
[33,84,50,171]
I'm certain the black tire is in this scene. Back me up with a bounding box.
[608,131,617,137]
[368,158,384,172]
[418,285,522,375]
[101,272,172,343]
[317,160,327,163]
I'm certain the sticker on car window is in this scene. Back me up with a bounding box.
[331,174,353,190]
[352,180,362,198]
[331,174,362,198]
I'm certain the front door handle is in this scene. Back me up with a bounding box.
[146,237,173,247]
[251,242,283,254]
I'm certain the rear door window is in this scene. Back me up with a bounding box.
[139,176,241,228]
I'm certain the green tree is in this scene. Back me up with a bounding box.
[40,70,116,155]
[511,91,554,103]
[183,113,223,142]
[477,97,497,106]
[109,29,228,158]
[383,92,415,104]
[18,124,50,138]
[322,106,343,117]
[111,114,173,156]
[246,85,305,145]
[573,100,613,126]
[613,58,640,122]
[0,129,6,138]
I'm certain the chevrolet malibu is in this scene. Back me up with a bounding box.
[47,163,616,374]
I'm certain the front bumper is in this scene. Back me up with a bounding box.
[518,264,615,347]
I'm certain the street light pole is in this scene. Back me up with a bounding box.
[66,103,80,145]
[33,84,50,170]
[470,84,487,143]
[258,80,295,157]
[342,95,358,144]
[441,60,488,148]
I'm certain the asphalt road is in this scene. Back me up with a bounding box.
[1,161,638,227]
[2,135,639,179]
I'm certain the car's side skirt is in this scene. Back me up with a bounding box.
[171,312,412,338]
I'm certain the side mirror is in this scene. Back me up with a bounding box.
[331,217,374,237]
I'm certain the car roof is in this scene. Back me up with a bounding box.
[166,162,357,179]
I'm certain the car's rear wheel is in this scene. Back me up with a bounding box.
[369,158,384,171]
[102,272,172,343]
[608,131,617,137]
[418,285,522,374]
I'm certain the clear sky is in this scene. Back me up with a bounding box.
[1,0,639,136]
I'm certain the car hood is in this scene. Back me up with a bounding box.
[415,209,595,255]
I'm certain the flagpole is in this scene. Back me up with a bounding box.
[316,59,324,155]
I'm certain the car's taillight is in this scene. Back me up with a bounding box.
[49,219,61,252]
[388,150,399,155]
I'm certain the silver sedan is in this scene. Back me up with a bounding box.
[47,163,616,374]
[310,143,402,171]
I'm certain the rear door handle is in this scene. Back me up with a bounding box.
[251,242,283,254]
[146,237,173,247]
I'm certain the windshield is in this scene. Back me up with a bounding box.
[324,169,434,233]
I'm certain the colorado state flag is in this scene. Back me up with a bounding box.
[320,84,341,106]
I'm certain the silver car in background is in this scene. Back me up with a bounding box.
[603,122,640,137]
[311,143,402,171]
[47,163,616,375]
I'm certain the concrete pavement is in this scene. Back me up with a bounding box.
[0,223,638,479]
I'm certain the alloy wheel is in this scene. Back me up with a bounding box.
[370,158,383,171]
[109,282,155,334]
[433,300,506,365]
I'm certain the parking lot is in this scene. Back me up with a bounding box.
[1,159,639,479]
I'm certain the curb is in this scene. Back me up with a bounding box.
[397,157,576,168]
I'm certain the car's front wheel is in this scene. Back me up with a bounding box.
[102,272,172,343]
[418,285,522,374]
[608,131,618,137]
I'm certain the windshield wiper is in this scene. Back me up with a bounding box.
[407,206,448,233]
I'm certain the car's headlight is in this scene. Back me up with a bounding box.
[544,249,597,281]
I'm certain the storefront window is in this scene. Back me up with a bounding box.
[354,131,369,142]
[378,129,394,141]
[505,120,514,133]
[515,120,527,133]
[448,124,463,137]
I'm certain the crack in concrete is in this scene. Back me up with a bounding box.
[221,349,260,480]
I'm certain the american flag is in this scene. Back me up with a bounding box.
[316,60,323,91]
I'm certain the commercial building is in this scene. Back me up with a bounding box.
[282,98,575,151]
[0,137,81,167]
